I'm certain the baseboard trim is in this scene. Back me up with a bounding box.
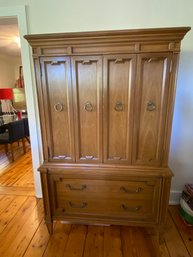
[169,190,182,205]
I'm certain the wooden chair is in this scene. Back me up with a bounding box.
[23,117,30,143]
[0,119,26,162]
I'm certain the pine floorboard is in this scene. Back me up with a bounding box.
[0,146,193,256]
[0,143,34,196]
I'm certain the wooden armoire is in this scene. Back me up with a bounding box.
[25,27,190,245]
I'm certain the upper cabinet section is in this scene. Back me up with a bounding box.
[25,27,190,56]
[25,27,190,166]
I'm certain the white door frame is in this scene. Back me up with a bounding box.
[0,5,43,197]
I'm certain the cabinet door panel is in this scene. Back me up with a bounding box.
[72,56,102,162]
[40,57,75,162]
[103,55,136,164]
[132,53,172,166]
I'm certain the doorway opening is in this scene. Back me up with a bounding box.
[0,6,43,198]
[0,16,34,195]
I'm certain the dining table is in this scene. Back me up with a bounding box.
[0,114,27,130]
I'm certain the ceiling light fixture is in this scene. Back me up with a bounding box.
[13,36,21,48]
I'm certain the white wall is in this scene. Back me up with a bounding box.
[0,0,192,203]
[0,54,22,112]
[0,54,17,88]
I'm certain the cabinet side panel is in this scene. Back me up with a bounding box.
[41,57,75,162]
[133,53,171,166]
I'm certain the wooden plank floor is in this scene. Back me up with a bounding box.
[0,145,193,256]
[0,143,34,196]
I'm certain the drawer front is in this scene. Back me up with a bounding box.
[49,176,160,200]
[49,176,161,223]
[52,197,157,221]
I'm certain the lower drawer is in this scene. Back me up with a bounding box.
[49,176,161,200]
[48,176,161,223]
[52,196,158,222]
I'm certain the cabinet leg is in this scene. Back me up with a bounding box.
[156,223,166,245]
[46,222,53,234]
[159,231,165,244]
[144,228,161,257]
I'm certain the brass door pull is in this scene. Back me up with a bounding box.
[121,204,141,212]
[54,102,63,112]
[120,186,143,194]
[66,184,87,191]
[84,102,93,112]
[114,101,123,111]
[69,201,87,208]
[147,101,156,111]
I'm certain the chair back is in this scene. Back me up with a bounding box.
[23,118,29,137]
[8,120,25,142]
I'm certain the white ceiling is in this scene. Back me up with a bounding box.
[0,17,21,57]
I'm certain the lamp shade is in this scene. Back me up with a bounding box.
[0,88,13,100]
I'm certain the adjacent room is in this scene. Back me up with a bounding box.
[0,17,34,198]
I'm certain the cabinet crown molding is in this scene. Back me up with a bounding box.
[24,27,190,57]
[24,27,191,46]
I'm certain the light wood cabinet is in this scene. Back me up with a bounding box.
[25,27,190,254]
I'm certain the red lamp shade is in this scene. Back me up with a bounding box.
[0,88,13,100]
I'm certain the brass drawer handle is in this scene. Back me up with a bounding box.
[69,201,88,208]
[147,101,156,111]
[84,101,93,112]
[114,101,123,111]
[66,184,87,191]
[121,204,141,212]
[54,102,63,112]
[120,186,143,194]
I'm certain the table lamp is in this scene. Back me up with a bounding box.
[0,88,14,114]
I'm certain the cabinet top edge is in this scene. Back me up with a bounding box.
[38,163,174,178]
[24,26,191,45]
